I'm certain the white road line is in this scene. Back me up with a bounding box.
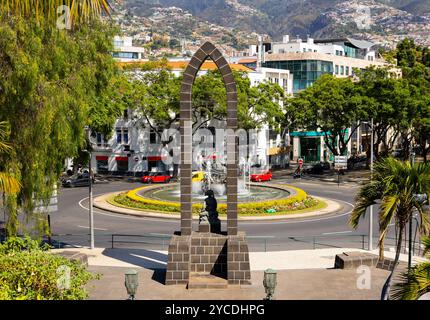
[78,195,178,223]
[77,225,108,231]
[129,253,167,265]
[322,230,352,235]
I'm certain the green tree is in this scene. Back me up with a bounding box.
[0,13,122,235]
[285,74,365,156]
[392,236,430,300]
[350,158,430,300]
[355,67,418,160]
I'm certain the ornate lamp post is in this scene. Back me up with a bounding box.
[125,269,139,300]
[263,268,277,300]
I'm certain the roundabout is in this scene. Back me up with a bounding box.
[92,183,343,221]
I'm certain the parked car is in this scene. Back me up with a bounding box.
[192,171,205,182]
[62,172,94,188]
[141,172,171,184]
[250,170,272,182]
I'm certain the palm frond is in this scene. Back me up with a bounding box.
[0,0,111,26]
[0,172,20,194]
[392,262,430,300]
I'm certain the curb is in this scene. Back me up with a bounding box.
[93,191,345,221]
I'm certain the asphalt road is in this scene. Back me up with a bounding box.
[51,175,401,251]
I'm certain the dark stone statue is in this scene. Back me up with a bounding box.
[199,189,221,233]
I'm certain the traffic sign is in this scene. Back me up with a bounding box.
[334,156,347,169]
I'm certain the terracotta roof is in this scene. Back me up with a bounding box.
[117,60,253,72]
[238,58,257,63]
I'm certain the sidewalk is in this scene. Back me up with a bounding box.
[53,247,427,300]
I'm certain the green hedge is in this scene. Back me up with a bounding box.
[0,237,97,300]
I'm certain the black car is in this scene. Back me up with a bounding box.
[62,172,94,188]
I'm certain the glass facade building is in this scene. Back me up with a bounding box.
[263,60,333,92]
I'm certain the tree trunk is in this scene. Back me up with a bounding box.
[381,225,404,300]
[379,239,385,261]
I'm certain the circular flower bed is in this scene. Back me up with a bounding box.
[110,185,326,216]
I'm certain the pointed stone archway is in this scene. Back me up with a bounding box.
[179,41,238,237]
[165,42,251,287]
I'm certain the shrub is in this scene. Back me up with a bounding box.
[0,237,96,300]
[116,185,318,215]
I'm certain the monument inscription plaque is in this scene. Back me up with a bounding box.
[165,42,251,287]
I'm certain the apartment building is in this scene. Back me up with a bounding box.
[112,36,147,62]
[262,35,397,163]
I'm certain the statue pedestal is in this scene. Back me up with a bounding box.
[198,219,221,234]
[165,231,251,287]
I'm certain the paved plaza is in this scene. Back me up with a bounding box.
[53,247,423,300]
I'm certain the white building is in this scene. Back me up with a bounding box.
[112,36,147,62]
[90,59,294,175]
[263,35,399,163]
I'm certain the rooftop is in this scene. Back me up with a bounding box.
[117,60,254,72]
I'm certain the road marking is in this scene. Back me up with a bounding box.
[129,253,167,265]
[78,196,178,223]
[77,225,108,231]
[322,231,352,235]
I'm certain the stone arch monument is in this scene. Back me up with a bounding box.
[166,42,251,288]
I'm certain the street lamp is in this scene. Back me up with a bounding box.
[125,269,139,300]
[263,268,277,300]
[84,125,94,250]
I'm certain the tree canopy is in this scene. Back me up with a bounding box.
[0,12,123,235]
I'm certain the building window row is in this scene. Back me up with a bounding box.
[334,64,351,76]
[112,52,139,59]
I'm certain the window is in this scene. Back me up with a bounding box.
[116,128,129,144]
[112,52,139,59]
[117,159,128,172]
[113,40,124,47]
[150,130,157,144]
[96,159,108,173]
[303,48,306,53]
[335,65,339,75]
[346,66,350,76]
[96,133,105,147]
[340,66,344,75]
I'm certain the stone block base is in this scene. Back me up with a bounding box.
[165,234,191,285]
[334,252,379,269]
[165,231,251,287]
[227,232,251,285]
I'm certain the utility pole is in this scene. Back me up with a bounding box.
[369,118,374,251]
[85,126,95,250]
[409,151,416,271]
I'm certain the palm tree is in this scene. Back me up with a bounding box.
[0,121,20,195]
[0,0,111,25]
[350,157,430,300]
[392,236,430,299]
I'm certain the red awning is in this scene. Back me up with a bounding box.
[147,156,163,161]
[96,156,109,161]
[115,156,128,162]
